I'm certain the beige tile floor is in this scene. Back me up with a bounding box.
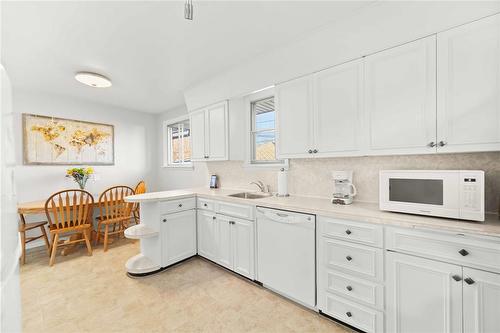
[21,238,352,333]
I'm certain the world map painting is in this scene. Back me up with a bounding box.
[23,114,114,165]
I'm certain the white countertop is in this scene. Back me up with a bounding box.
[126,187,500,238]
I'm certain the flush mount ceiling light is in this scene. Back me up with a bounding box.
[184,0,193,20]
[75,72,112,88]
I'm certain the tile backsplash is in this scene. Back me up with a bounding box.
[207,152,500,213]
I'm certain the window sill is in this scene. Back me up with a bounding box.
[162,164,194,170]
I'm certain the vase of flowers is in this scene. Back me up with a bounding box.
[66,167,94,190]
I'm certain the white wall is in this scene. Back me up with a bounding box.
[184,1,500,110]
[156,105,208,190]
[13,89,158,246]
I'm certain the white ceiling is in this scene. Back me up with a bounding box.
[1,1,373,113]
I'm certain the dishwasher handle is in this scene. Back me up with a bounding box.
[257,208,313,225]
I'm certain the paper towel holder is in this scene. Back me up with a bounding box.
[276,167,290,197]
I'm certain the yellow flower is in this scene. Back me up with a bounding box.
[66,169,73,175]
[85,167,94,175]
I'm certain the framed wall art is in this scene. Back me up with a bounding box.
[23,113,114,165]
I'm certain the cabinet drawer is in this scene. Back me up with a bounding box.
[323,238,383,281]
[159,197,196,215]
[386,227,500,273]
[320,216,383,248]
[324,270,384,310]
[217,201,254,220]
[197,198,215,211]
[322,292,384,333]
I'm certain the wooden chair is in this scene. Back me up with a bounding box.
[95,186,135,252]
[18,215,51,264]
[44,190,94,266]
[132,181,146,224]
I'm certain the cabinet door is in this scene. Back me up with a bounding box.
[463,267,500,333]
[207,101,228,160]
[161,210,196,267]
[365,36,437,155]
[215,214,232,269]
[231,218,255,279]
[437,14,500,153]
[197,210,217,261]
[386,252,462,333]
[190,110,206,161]
[313,59,365,156]
[276,75,314,158]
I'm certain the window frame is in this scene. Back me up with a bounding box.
[244,87,288,170]
[162,116,193,169]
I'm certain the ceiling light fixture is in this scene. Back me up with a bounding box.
[75,72,112,88]
[184,0,193,20]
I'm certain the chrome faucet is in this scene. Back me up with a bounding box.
[250,181,269,193]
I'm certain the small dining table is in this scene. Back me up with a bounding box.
[17,198,110,258]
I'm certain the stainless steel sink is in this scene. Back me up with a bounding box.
[228,192,273,199]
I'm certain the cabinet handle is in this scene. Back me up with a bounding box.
[313,149,318,153]
[346,255,352,261]
[308,149,313,154]
[452,275,462,282]
[162,219,167,223]
[229,221,235,225]
[178,203,183,207]
[204,203,208,207]
[428,141,436,147]
[438,141,447,147]
[345,229,352,235]
[346,312,352,318]
[346,285,353,291]
[212,216,216,220]
[464,277,475,285]
[458,249,469,256]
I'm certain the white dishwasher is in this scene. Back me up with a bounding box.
[256,207,316,308]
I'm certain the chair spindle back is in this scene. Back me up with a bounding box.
[45,190,94,230]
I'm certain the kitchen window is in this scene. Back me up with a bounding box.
[163,117,192,168]
[246,88,287,168]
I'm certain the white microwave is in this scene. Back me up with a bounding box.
[379,170,484,222]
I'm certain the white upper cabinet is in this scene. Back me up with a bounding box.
[276,60,364,159]
[190,110,206,160]
[189,101,228,161]
[313,59,365,157]
[437,14,500,153]
[463,267,500,333]
[365,36,437,155]
[276,75,314,158]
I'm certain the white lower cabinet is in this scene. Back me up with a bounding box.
[160,209,197,267]
[215,214,233,269]
[197,210,217,261]
[385,226,500,333]
[463,267,500,333]
[231,218,255,278]
[386,251,463,333]
[318,216,384,333]
[196,206,255,280]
